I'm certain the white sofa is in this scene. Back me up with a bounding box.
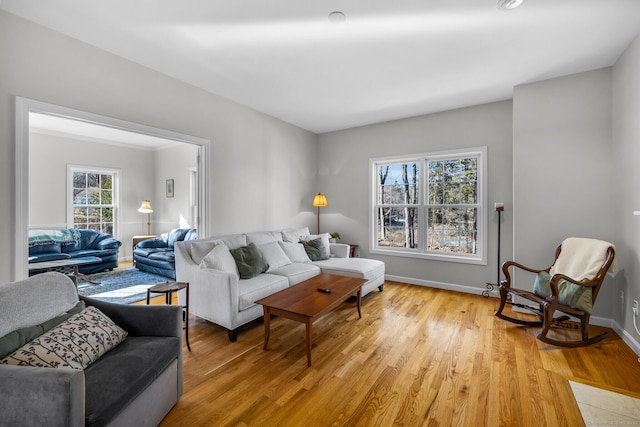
[175,228,385,341]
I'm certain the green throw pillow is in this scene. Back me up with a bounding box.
[0,300,86,359]
[300,238,323,261]
[230,242,269,279]
[532,271,593,314]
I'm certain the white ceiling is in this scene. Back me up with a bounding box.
[3,0,640,134]
[28,113,182,150]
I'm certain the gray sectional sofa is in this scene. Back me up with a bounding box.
[0,272,183,427]
[175,227,385,341]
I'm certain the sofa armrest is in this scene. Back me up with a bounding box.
[136,237,167,249]
[94,237,122,250]
[79,295,182,338]
[0,364,84,427]
[330,243,350,258]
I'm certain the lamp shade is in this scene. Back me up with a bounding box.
[138,199,153,213]
[312,193,328,207]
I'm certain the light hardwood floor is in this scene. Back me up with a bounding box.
[154,281,640,426]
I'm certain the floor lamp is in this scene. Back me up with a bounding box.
[138,199,154,235]
[312,193,328,234]
[483,202,504,297]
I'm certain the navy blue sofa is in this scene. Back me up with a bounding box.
[28,228,122,274]
[134,228,197,279]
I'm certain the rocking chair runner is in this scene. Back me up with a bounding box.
[494,237,616,348]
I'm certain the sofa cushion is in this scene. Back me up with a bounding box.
[268,263,321,286]
[148,251,176,263]
[165,228,193,249]
[83,336,180,427]
[199,243,238,277]
[0,306,127,370]
[300,238,325,261]
[65,249,118,258]
[0,301,85,359]
[230,243,269,279]
[300,233,331,259]
[210,234,247,250]
[238,274,289,311]
[312,258,385,281]
[278,241,311,263]
[28,242,62,255]
[281,227,310,243]
[190,240,221,264]
[0,272,79,338]
[246,231,283,246]
[258,241,292,272]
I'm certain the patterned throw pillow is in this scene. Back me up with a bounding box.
[0,306,127,370]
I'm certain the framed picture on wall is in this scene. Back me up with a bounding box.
[166,179,174,198]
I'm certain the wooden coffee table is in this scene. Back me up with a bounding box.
[256,273,366,367]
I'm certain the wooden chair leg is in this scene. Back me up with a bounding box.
[494,288,543,327]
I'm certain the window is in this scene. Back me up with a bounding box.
[371,147,487,264]
[68,167,119,235]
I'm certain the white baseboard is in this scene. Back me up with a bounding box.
[385,274,640,358]
[385,274,494,296]
[612,320,640,359]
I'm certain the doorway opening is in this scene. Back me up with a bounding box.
[15,97,210,280]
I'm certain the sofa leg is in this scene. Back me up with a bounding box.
[378,284,384,292]
[227,329,238,342]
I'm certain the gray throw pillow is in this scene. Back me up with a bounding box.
[230,242,269,279]
[300,238,324,261]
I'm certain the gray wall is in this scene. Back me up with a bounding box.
[512,68,616,320]
[152,143,199,233]
[612,34,640,343]
[317,101,514,292]
[0,10,317,282]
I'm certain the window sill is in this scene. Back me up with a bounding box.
[371,247,486,265]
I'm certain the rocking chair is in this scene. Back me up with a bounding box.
[494,237,616,347]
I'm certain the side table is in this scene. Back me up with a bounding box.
[147,282,191,352]
[347,244,358,258]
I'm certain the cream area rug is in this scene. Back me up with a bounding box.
[570,380,640,426]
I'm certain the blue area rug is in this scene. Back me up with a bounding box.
[77,267,170,304]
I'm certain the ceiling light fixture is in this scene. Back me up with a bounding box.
[498,0,524,10]
[328,11,346,23]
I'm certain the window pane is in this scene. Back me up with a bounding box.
[378,163,419,205]
[428,157,477,205]
[427,207,477,254]
[101,189,112,204]
[376,207,418,248]
[73,172,86,189]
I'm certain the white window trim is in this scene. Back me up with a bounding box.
[67,165,121,237]
[369,147,487,265]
